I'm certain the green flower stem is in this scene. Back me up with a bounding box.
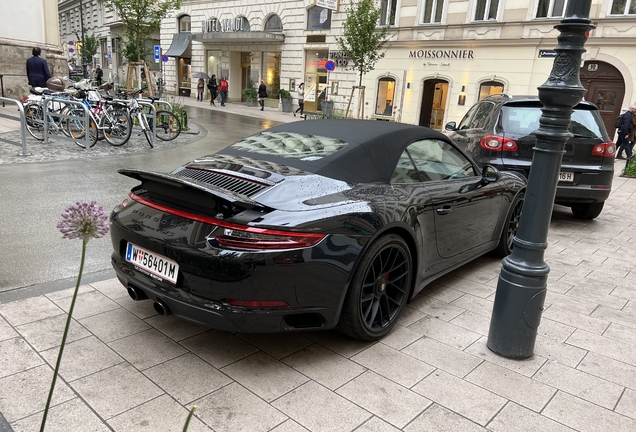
[40,240,86,432]
[183,405,196,432]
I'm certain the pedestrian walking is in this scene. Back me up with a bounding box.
[258,80,268,111]
[95,65,103,86]
[197,78,205,101]
[616,106,636,159]
[207,74,218,105]
[26,47,51,88]
[218,76,229,106]
[294,83,305,117]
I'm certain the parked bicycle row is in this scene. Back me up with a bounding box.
[21,79,181,149]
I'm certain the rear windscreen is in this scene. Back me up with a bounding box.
[228,132,348,161]
[502,106,605,138]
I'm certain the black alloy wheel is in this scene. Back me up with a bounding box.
[495,192,524,257]
[338,234,412,340]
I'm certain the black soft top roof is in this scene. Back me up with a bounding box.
[219,119,453,183]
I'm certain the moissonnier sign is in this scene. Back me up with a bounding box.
[409,49,475,59]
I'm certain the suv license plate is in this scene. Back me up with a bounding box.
[559,171,574,182]
[125,243,179,284]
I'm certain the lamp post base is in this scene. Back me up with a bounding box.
[487,265,547,359]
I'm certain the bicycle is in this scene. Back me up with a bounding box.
[66,90,132,148]
[142,96,181,141]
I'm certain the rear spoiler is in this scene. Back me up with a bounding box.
[118,169,262,209]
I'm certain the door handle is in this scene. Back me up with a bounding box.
[436,206,453,215]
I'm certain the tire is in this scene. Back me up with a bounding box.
[337,234,412,340]
[139,114,153,148]
[571,202,604,219]
[65,108,98,148]
[154,110,181,141]
[24,103,45,141]
[494,192,524,257]
[102,109,132,146]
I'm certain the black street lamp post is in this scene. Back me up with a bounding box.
[487,1,594,359]
[79,0,87,79]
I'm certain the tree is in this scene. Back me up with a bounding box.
[336,0,392,88]
[103,0,182,63]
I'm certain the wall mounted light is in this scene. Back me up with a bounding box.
[407,82,410,89]
[458,85,467,105]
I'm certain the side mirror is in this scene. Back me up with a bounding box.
[445,121,457,131]
[481,165,501,184]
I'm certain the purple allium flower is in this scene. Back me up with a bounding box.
[57,201,110,243]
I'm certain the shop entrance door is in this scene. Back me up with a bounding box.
[419,79,449,130]
[304,50,329,112]
[241,52,251,101]
[580,61,625,139]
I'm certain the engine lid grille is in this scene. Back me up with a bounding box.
[172,167,270,197]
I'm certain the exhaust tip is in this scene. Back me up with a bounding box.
[127,285,148,301]
[153,299,171,316]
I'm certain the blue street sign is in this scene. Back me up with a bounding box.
[154,45,161,63]
[161,54,169,63]
[325,60,336,71]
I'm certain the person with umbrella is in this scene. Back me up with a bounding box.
[197,78,205,101]
[207,74,218,106]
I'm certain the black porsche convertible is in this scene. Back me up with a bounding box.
[109,119,526,340]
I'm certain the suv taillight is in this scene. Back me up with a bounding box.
[480,135,518,152]
[591,142,616,158]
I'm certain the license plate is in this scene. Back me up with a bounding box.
[125,243,179,284]
[558,171,574,182]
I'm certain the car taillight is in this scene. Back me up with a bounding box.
[129,192,326,250]
[480,135,518,152]
[591,142,616,158]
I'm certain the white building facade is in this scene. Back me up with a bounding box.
[155,0,636,134]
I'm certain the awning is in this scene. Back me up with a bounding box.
[165,33,192,57]
[191,32,285,44]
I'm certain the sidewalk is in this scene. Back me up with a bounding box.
[1,167,635,431]
[178,95,301,124]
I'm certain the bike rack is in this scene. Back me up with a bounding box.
[138,98,172,113]
[0,96,30,156]
[42,96,92,150]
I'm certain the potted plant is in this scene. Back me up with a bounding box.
[172,103,188,131]
[242,87,258,106]
[278,88,293,112]
[321,100,334,116]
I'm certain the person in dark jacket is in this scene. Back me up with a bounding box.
[26,47,51,88]
[258,80,268,111]
[207,74,218,106]
[95,65,103,86]
[616,106,636,159]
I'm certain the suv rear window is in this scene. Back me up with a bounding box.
[502,105,605,138]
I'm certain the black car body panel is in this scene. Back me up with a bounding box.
[110,120,526,337]
[446,95,613,209]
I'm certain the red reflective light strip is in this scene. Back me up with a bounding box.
[226,298,289,308]
[129,192,326,240]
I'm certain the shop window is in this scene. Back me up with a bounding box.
[478,81,504,100]
[536,0,568,18]
[307,6,332,30]
[473,0,499,21]
[265,14,283,31]
[421,0,444,24]
[379,0,398,26]
[376,77,396,116]
[263,52,281,97]
[179,15,191,32]
[610,0,636,15]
